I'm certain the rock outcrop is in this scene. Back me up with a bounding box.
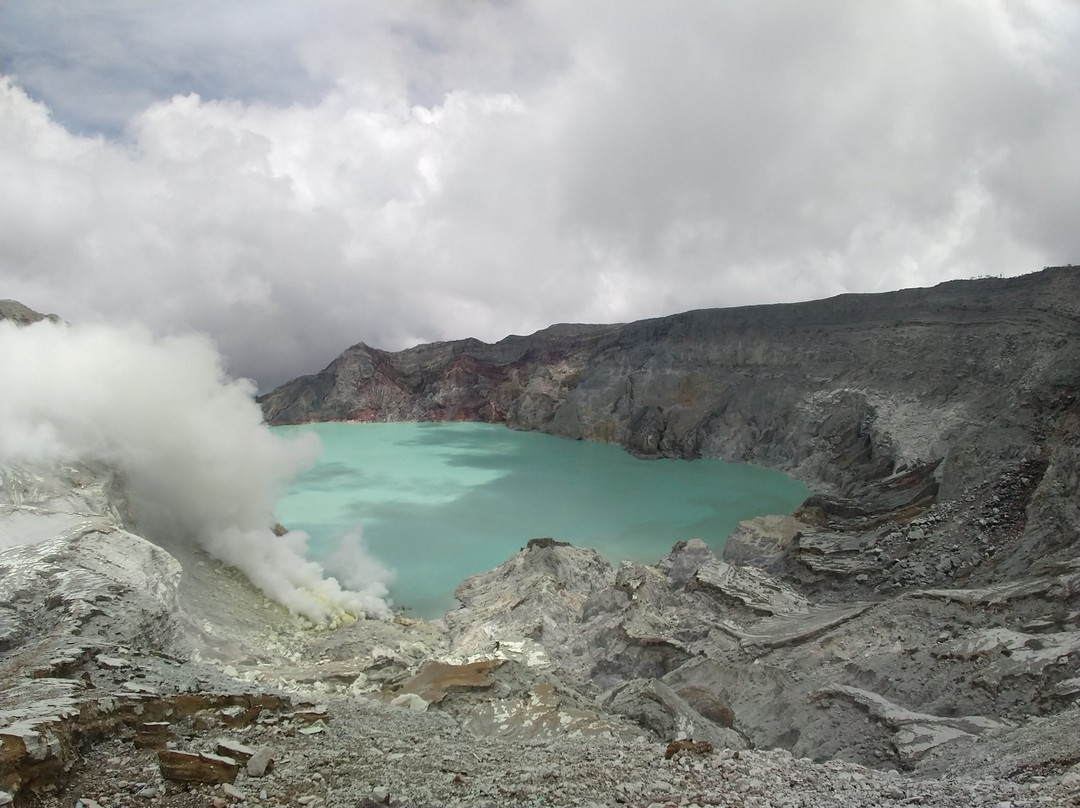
[5,269,1080,808]
[259,267,1080,802]
[442,536,1080,773]
[0,299,61,326]
[260,267,1080,504]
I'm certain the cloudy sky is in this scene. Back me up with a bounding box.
[2,1,1078,391]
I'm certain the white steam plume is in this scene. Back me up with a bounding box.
[0,318,392,621]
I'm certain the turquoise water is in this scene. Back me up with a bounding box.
[274,422,810,618]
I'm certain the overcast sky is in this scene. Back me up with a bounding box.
[2,1,1078,391]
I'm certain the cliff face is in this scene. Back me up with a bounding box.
[6,280,1080,805]
[260,268,1080,496]
[260,269,1080,788]
[259,268,1080,612]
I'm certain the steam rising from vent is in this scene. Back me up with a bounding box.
[0,318,392,621]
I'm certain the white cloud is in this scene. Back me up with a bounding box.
[0,2,1077,390]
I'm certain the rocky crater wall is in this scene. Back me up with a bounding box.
[260,268,1080,793]
[260,268,1080,505]
[5,274,1080,806]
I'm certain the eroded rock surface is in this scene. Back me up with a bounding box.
[5,274,1080,807]
[260,268,1080,506]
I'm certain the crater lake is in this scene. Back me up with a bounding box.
[274,422,811,618]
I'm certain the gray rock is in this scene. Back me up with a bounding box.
[723,515,802,571]
[601,678,747,750]
[688,555,809,616]
[245,746,274,777]
[221,783,246,801]
[811,685,1009,767]
[0,299,62,325]
[7,271,1080,807]
[389,693,429,712]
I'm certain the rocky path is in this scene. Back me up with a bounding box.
[26,685,1078,808]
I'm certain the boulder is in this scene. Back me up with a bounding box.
[601,678,747,750]
[723,515,802,571]
[245,747,274,777]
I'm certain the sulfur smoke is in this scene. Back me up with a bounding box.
[0,318,393,621]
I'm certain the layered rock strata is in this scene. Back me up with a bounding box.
[5,270,1080,807]
[444,536,1080,774]
[259,268,1080,508]
[258,266,1080,799]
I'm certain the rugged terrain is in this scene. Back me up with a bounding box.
[259,268,1079,504]
[4,270,1080,807]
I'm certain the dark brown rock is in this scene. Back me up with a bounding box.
[215,739,255,762]
[219,705,263,728]
[158,750,239,784]
[394,659,503,705]
[664,739,715,759]
[134,722,172,750]
[286,707,330,726]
